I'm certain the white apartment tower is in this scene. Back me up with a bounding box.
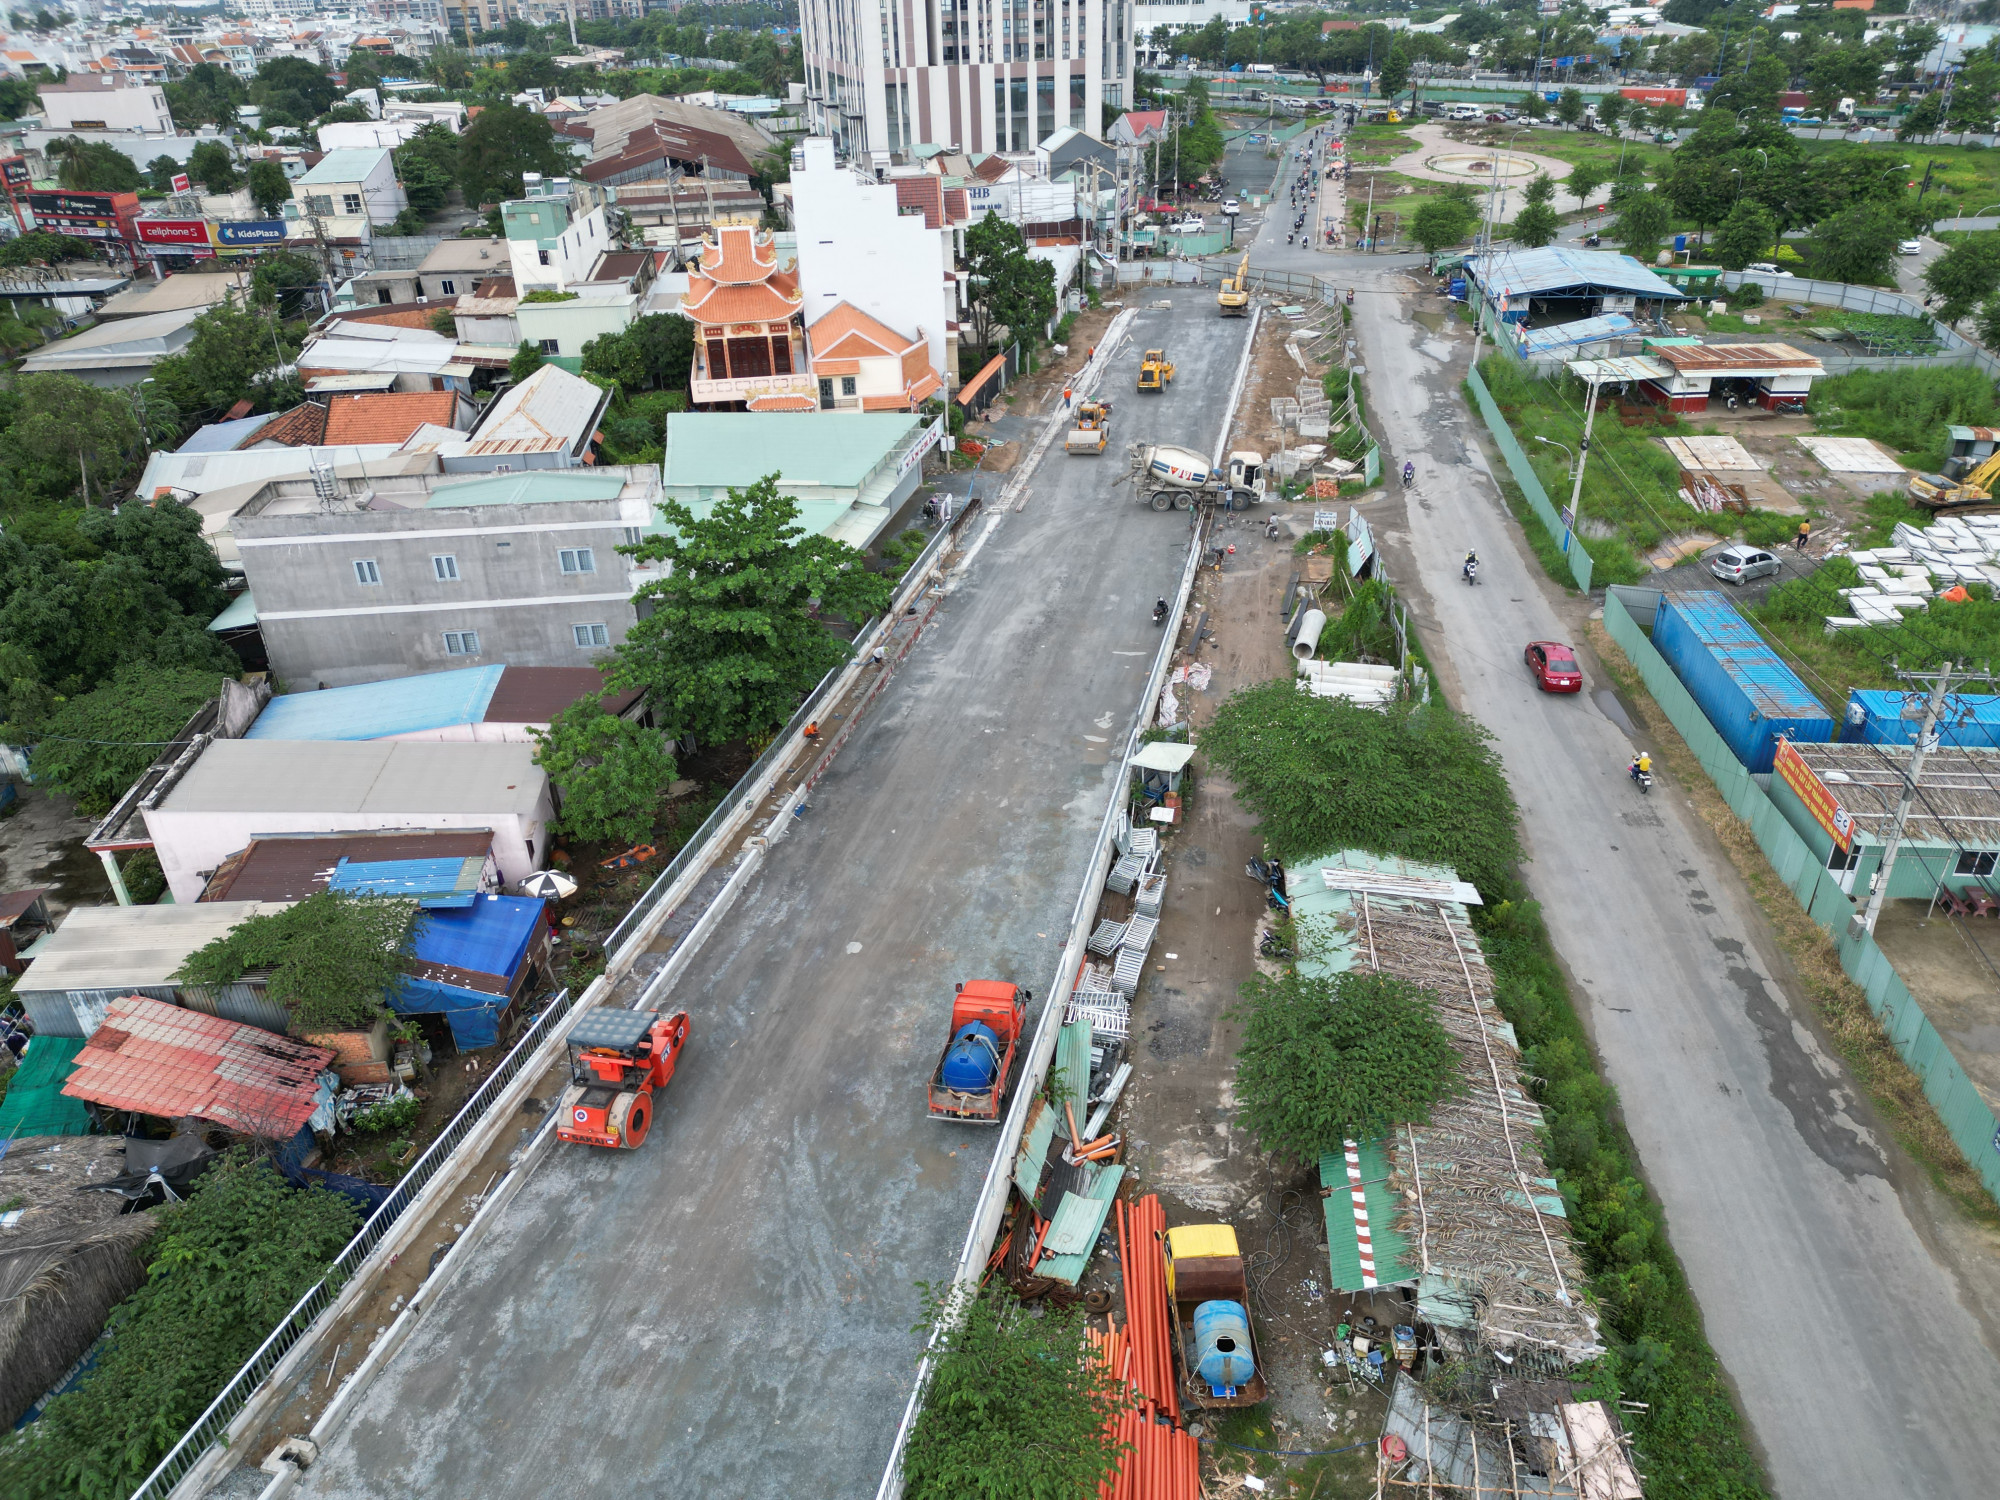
[800,0,1133,159]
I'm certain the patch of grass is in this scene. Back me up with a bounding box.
[1588,620,2000,1231]
[1739,509,1807,549]
[1808,365,2000,473]
[1472,403,1650,588]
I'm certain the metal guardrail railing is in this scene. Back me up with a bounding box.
[128,986,580,1500]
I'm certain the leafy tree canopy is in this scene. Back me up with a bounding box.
[532,695,678,845]
[458,103,570,207]
[246,156,292,215]
[1713,197,1778,271]
[0,229,95,267]
[1510,200,1560,248]
[0,1151,358,1500]
[1201,684,1522,898]
[21,664,231,813]
[1409,194,1476,255]
[610,474,896,745]
[509,338,545,384]
[1924,232,2000,324]
[580,312,695,393]
[1611,188,1673,257]
[47,136,140,192]
[962,215,1057,361]
[1232,969,1462,1164]
[176,891,421,1032]
[149,299,303,420]
[1809,200,1905,287]
[187,138,239,193]
[0,371,151,505]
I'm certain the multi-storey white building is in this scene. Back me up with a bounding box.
[799,0,1134,159]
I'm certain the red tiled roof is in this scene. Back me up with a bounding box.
[697,225,779,285]
[748,393,817,411]
[63,997,335,1136]
[943,187,969,222]
[243,402,328,448]
[972,156,1011,184]
[682,268,801,326]
[325,304,443,332]
[895,175,947,229]
[808,301,919,362]
[323,392,459,445]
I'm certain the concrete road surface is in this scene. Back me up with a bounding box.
[1353,273,2000,1498]
[290,296,1253,1500]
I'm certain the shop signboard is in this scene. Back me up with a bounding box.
[214,220,288,246]
[135,218,213,246]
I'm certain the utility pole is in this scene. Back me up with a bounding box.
[1851,661,1995,938]
[1563,369,1603,555]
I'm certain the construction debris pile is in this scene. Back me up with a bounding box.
[1379,1365,1644,1499]
[1827,516,2000,632]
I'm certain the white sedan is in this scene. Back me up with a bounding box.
[1900,238,1924,255]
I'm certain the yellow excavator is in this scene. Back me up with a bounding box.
[1910,448,2000,509]
[1137,348,1176,393]
[1218,253,1249,316]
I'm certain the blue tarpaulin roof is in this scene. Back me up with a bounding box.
[246,666,505,741]
[409,894,543,980]
[392,976,507,1049]
[328,855,488,907]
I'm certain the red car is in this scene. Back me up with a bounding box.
[1525,641,1583,693]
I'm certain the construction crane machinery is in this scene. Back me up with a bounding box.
[1137,348,1176,393]
[1911,448,2000,509]
[556,1007,691,1150]
[1064,397,1114,454]
[1218,254,1249,316]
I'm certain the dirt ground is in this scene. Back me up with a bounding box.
[1870,898,2000,1119]
[0,782,113,916]
[1093,311,1391,1497]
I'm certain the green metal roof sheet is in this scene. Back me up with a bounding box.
[207,590,258,632]
[1290,848,1468,979]
[1013,1096,1055,1201]
[661,413,921,490]
[1037,1163,1124,1286]
[425,473,627,508]
[1053,1018,1092,1139]
[0,1037,91,1139]
[1319,1141,1416,1293]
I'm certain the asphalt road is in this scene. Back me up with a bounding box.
[1351,270,2000,1498]
[289,297,1253,1500]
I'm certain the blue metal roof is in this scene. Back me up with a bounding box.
[245,666,505,740]
[409,894,544,979]
[1517,312,1638,354]
[327,855,489,907]
[177,413,276,453]
[1466,246,1688,302]
[1661,592,1825,720]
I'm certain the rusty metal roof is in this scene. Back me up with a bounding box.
[1651,341,1824,373]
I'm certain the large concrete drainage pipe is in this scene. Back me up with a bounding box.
[1292,609,1326,660]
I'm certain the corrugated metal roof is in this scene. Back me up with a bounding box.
[1053,1017,1092,1138]
[1517,313,1637,354]
[1014,1096,1055,1200]
[467,363,605,453]
[62,997,334,1135]
[178,413,277,453]
[1320,1140,1417,1292]
[156,739,546,818]
[326,855,488,906]
[245,666,505,740]
[207,590,258,632]
[1036,1163,1126,1285]
[661,412,922,490]
[1651,341,1823,374]
[1660,592,1826,721]
[202,831,494,903]
[297,147,392,184]
[1466,246,1688,302]
[14,902,292,996]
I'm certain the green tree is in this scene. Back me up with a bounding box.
[1897,91,1943,142]
[1519,90,1547,121]
[46,136,140,192]
[1380,41,1410,100]
[1409,194,1477,254]
[76,497,229,621]
[1200,683,1521,897]
[149,300,303,419]
[0,76,38,119]
[531,695,678,845]
[1232,969,1462,1164]
[1713,197,1778,270]
[1597,92,1629,135]
[247,157,291,214]
[251,249,323,318]
[166,60,244,128]
[1566,160,1606,210]
[1923,233,2000,324]
[187,139,239,193]
[146,153,183,192]
[1810,200,1905,285]
[961,215,1057,360]
[0,371,150,504]
[1652,101,1685,138]
[428,45,473,89]
[1510,200,1561,247]
[393,120,460,216]
[1554,87,1587,128]
[251,55,340,124]
[25,664,231,814]
[901,1284,1127,1500]
[0,1152,359,1500]
[0,229,94,267]
[509,339,546,383]
[1611,188,1674,257]
[580,312,695,392]
[609,475,896,746]
[1523,172,1555,210]
[458,102,569,207]
[177,891,420,1032]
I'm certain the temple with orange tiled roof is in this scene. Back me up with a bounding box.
[681,225,817,411]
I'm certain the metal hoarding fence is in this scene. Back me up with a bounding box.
[1602,589,2000,1201]
[1464,363,1595,592]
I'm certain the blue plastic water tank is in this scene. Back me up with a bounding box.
[1192,1300,1256,1392]
[939,1022,1001,1091]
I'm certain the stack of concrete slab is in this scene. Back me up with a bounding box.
[1825,516,2000,632]
[1298,658,1399,706]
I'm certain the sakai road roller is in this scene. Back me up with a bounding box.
[556,1007,691,1149]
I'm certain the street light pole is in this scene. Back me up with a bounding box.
[1534,433,1575,481]
[1561,371,1603,554]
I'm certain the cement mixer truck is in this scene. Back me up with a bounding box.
[1125,442,1267,511]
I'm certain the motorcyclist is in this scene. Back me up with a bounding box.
[1402,460,1416,486]
[1629,751,1653,782]
[1153,596,1169,622]
[1463,549,1478,581]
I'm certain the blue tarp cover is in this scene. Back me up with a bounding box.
[245,665,504,741]
[409,894,542,979]
[329,855,487,907]
[392,977,505,1049]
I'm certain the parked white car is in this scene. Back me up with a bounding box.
[1900,238,1924,255]
[1176,216,1207,234]
[1744,262,1795,278]
[1222,198,1241,215]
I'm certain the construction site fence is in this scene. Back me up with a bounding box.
[127,985,581,1500]
[1463,362,1595,594]
[605,506,967,956]
[1719,272,2000,380]
[1604,587,2000,1203]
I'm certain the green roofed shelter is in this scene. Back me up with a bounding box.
[0,1037,91,1138]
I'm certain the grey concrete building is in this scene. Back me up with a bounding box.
[350,238,512,306]
[232,465,665,687]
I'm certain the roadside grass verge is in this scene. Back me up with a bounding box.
[1588,620,2000,1232]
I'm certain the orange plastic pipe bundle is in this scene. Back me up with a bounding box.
[1095,1402,1201,1500]
[1114,1196,1180,1423]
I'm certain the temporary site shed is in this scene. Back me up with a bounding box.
[394,894,551,1049]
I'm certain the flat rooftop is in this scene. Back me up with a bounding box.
[156,739,545,818]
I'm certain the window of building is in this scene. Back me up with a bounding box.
[443,630,480,656]
[1955,850,1998,877]
[841,375,857,396]
[538,338,561,355]
[377,288,393,304]
[432,554,459,581]
[622,527,643,546]
[559,547,596,574]
[537,248,551,265]
[440,278,456,294]
[342,193,362,214]
[573,623,609,648]
[353,558,381,585]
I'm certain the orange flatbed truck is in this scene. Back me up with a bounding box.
[926,980,1029,1123]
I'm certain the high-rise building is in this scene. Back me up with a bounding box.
[799,0,1133,160]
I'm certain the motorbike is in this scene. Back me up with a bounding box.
[1246,858,1289,912]
[1630,763,1654,795]
[1152,597,1169,626]
[1266,516,1281,540]
[1463,559,1479,586]
[1402,462,1415,489]
[1259,928,1295,961]
[1584,232,1601,247]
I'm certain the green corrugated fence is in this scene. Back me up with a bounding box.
[1464,362,1594,593]
[1603,591,2000,1201]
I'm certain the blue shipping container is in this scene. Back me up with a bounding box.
[1652,592,1833,772]
[1843,689,2000,749]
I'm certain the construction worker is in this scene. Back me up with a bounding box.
[1062,384,1073,410]
[1795,520,1811,552]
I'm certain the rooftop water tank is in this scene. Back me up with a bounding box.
[939,1021,1001,1092]
[1192,1300,1256,1393]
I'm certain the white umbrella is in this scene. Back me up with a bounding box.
[519,870,578,900]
